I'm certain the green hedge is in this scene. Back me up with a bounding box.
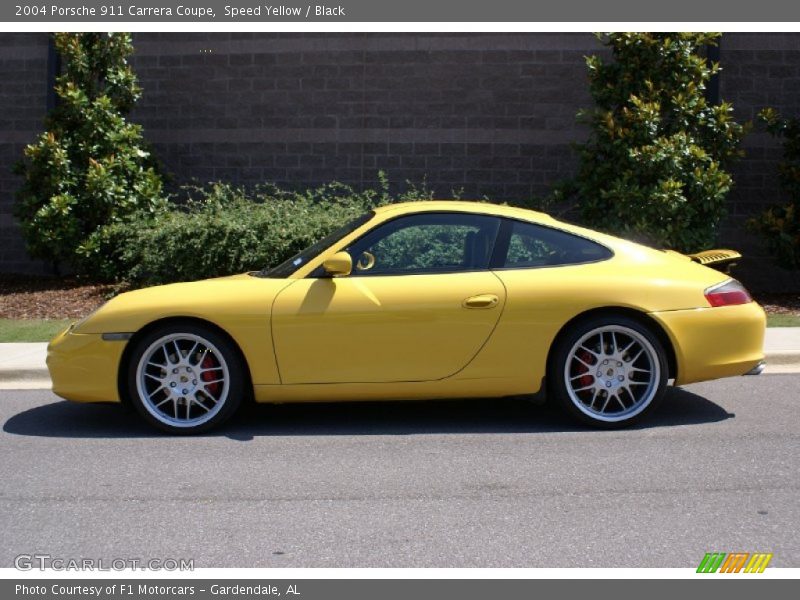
[84,176,437,286]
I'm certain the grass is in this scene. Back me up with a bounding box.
[0,312,798,343]
[767,313,800,327]
[0,319,72,342]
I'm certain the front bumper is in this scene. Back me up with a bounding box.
[47,326,126,403]
[650,302,766,385]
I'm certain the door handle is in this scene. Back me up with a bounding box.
[462,294,499,309]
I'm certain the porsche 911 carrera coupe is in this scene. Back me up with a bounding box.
[47,201,766,433]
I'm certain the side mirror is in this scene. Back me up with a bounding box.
[322,251,352,277]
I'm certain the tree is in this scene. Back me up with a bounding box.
[14,33,164,274]
[566,33,745,252]
[748,108,800,269]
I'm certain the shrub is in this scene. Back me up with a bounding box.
[13,33,165,275]
[748,108,800,269]
[566,33,746,252]
[89,174,438,286]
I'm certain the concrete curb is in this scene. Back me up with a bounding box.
[765,353,800,366]
[0,369,49,382]
[0,342,49,389]
[0,379,52,390]
[0,367,52,389]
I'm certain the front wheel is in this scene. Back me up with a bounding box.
[126,323,245,434]
[548,316,668,428]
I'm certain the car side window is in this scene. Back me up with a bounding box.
[346,212,501,276]
[499,220,612,268]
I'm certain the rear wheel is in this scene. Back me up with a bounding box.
[549,315,668,428]
[126,323,244,434]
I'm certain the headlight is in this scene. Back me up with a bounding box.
[71,302,107,333]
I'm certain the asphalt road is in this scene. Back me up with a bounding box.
[1,375,798,568]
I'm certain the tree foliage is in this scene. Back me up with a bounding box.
[14,33,164,274]
[566,33,746,252]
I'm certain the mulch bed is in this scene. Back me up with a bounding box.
[756,293,800,315]
[0,274,117,319]
[1,274,799,320]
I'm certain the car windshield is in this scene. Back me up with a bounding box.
[256,211,375,278]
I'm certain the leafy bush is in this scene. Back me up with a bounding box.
[565,33,746,252]
[14,33,165,275]
[89,174,437,286]
[748,108,800,269]
[362,225,477,272]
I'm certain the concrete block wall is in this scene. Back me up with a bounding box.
[0,33,48,274]
[127,33,599,200]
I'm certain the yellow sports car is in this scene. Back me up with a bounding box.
[47,201,766,433]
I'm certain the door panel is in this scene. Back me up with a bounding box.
[272,272,506,384]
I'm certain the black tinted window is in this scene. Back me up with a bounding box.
[500,220,612,268]
[346,212,500,276]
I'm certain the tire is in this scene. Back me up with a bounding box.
[125,322,245,434]
[548,315,668,428]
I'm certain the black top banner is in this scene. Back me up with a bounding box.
[3,0,800,22]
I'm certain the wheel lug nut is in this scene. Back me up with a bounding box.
[606,381,611,387]
[172,368,178,374]
[618,375,624,381]
[192,380,197,385]
[182,389,188,395]
[617,361,622,367]
[603,360,608,365]
[170,382,176,387]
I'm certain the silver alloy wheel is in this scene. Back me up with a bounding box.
[135,333,230,429]
[563,325,660,423]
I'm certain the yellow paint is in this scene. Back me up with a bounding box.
[47,201,766,405]
[650,302,766,384]
[322,251,352,277]
[47,327,126,402]
[271,271,506,384]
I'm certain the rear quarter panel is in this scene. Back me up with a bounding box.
[650,303,766,384]
[456,242,733,391]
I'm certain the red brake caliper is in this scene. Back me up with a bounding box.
[201,356,220,395]
[576,350,595,389]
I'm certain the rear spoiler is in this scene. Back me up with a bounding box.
[686,249,742,271]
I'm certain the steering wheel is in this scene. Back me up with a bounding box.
[356,251,376,271]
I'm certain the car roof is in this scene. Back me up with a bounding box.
[373,200,556,223]
[371,200,640,255]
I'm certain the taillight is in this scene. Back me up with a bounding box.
[704,279,752,307]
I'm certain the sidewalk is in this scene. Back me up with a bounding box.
[761,327,800,373]
[0,342,50,389]
[2,329,799,389]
